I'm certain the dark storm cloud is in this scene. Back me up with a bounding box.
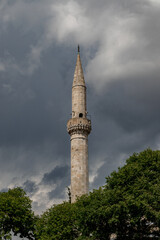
[42,165,69,185]
[48,187,65,200]
[0,0,160,213]
[23,180,39,195]
[48,180,70,200]
[42,165,70,199]
[0,44,72,178]
[88,70,160,188]
[95,74,160,134]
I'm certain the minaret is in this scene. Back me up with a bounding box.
[67,46,91,203]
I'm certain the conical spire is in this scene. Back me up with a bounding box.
[73,46,85,87]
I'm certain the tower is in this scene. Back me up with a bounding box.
[67,47,91,203]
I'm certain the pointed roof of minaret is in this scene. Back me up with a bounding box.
[73,46,85,87]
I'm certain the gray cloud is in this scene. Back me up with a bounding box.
[23,180,39,195]
[42,165,69,185]
[48,180,69,200]
[0,188,8,192]
[0,0,160,213]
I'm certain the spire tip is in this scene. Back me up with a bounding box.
[78,45,80,53]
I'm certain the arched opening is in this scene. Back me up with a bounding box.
[79,113,83,118]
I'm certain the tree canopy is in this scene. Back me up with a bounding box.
[0,187,36,239]
[0,149,160,240]
[105,148,160,239]
[75,149,160,239]
[36,201,78,240]
[36,149,160,240]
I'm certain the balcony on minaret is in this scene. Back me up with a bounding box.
[67,117,91,136]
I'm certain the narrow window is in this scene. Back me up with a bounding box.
[79,113,83,118]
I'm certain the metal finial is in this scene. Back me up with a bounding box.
[78,45,80,53]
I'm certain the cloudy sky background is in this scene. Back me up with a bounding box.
[0,0,160,215]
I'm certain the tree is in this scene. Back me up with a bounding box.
[75,149,160,239]
[36,202,78,240]
[75,188,111,240]
[105,148,160,239]
[35,149,160,239]
[0,187,36,239]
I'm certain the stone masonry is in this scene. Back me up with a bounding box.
[67,48,91,203]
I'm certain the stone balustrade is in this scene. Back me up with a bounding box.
[67,118,91,136]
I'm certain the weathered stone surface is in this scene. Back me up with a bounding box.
[70,133,89,202]
[67,51,91,203]
[67,118,91,136]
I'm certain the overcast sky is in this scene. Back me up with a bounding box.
[0,0,160,215]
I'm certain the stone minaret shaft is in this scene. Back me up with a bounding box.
[67,48,91,203]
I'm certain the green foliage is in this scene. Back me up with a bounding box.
[104,149,160,239]
[0,187,36,239]
[36,202,78,240]
[3,149,158,240]
[74,149,160,239]
[58,149,157,240]
[75,188,111,240]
